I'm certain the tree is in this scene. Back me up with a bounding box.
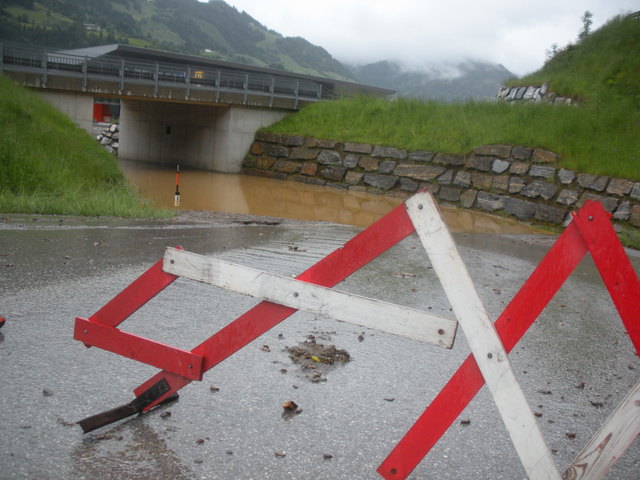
[545,43,560,61]
[579,11,593,41]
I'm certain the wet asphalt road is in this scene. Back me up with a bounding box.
[0,212,639,479]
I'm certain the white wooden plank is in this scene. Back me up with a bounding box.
[563,378,640,480]
[163,247,457,348]
[405,192,561,480]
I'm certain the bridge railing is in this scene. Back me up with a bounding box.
[0,41,330,107]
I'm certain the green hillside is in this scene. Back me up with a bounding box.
[0,75,167,217]
[0,0,356,81]
[511,14,640,105]
[266,14,640,180]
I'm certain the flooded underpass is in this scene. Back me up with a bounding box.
[119,159,543,234]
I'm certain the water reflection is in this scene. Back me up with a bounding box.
[119,159,542,234]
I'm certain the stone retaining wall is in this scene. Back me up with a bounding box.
[243,132,640,230]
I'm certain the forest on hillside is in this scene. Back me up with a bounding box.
[0,0,355,80]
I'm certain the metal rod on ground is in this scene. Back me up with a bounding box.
[77,378,177,433]
[174,164,180,207]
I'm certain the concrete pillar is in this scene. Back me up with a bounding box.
[211,106,287,173]
[38,90,93,134]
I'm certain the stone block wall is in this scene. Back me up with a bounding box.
[243,132,640,230]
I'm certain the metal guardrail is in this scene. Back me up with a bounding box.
[0,41,331,107]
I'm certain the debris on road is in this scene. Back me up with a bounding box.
[281,400,302,419]
[286,338,350,383]
[282,400,298,411]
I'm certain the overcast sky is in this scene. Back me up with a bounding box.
[216,0,638,76]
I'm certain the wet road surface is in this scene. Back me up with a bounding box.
[1,212,639,479]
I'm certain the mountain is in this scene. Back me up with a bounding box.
[0,0,356,81]
[349,60,516,101]
[0,0,519,98]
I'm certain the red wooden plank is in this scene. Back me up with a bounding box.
[74,318,204,381]
[134,202,417,407]
[90,248,183,327]
[377,220,589,479]
[571,200,640,355]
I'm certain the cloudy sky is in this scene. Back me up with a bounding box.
[218,0,637,76]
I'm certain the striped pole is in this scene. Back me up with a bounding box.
[174,164,180,207]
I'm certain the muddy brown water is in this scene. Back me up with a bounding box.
[119,159,544,234]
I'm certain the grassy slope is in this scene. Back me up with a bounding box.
[4,4,72,28]
[512,15,640,105]
[269,95,639,180]
[0,76,168,217]
[266,15,640,180]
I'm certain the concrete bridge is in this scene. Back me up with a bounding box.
[1,41,391,172]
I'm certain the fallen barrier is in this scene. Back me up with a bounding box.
[73,190,458,432]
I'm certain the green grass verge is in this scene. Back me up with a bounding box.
[0,75,171,218]
[267,95,640,180]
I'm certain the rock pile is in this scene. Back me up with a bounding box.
[95,123,119,155]
[497,83,574,105]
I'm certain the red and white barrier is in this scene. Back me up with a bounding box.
[73,191,639,480]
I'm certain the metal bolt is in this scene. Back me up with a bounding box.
[437,329,445,335]
[293,292,299,297]
[418,204,423,210]
[170,259,175,264]
[390,468,398,475]
[83,329,88,334]
[588,216,593,221]
[487,352,493,359]
[188,364,192,369]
